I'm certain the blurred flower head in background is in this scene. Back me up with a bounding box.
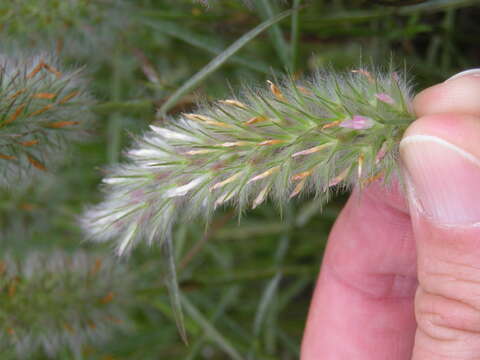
[0,250,134,358]
[0,51,93,187]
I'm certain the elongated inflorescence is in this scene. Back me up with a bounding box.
[82,68,415,255]
[0,52,93,187]
[0,250,133,358]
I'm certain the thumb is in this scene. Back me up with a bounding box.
[401,72,480,359]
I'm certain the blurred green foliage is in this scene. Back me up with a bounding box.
[1,0,479,359]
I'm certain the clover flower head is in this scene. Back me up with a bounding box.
[0,51,93,187]
[82,67,415,256]
[0,250,133,358]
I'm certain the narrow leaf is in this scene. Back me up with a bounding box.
[159,9,293,115]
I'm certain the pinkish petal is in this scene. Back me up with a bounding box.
[375,93,395,105]
[340,115,374,130]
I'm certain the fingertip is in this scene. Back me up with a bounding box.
[401,113,480,226]
[413,73,480,117]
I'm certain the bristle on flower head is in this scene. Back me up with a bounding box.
[82,67,415,255]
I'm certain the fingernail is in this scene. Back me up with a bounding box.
[400,135,480,224]
[445,68,480,82]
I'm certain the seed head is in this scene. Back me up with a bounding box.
[82,67,415,255]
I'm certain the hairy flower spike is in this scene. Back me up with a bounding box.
[0,52,93,187]
[82,68,415,255]
[0,251,133,358]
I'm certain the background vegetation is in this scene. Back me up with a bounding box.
[1,0,479,358]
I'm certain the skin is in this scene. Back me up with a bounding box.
[301,71,480,360]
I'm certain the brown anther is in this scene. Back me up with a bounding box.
[214,193,228,208]
[33,92,56,100]
[267,80,285,101]
[184,113,231,127]
[9,88,27,99]
[7,328,15,336]
[252,185,269,209]
[206,120,231,128]
[328,168,350,187]
[258,139,285,146]
[248,166,280,184]
[27,156,47,171]
[291,170,313,181]
[20,203,35,211]
[26,61,45,79]
[20,140,39,147]
[289,178,307,199]
[219,141,249,147]
[0,154,16,160]
[321,120,341,130]
[211,173,241,190]
[219,99,248,109]
[43,63,62,78]
[30,104,54,117]
[292,144,329,158]
[90,258,102,276]
[3,104,26,126]
[362,171,385,187]
[46,121,79,128]
[352,69,375,83]
[244,116,267,125]
[184,113,212,122]
[296,86,313,95]
[100,291,114,304]
[58,91,80,104]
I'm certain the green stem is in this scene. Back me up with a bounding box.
[107,46,123,164]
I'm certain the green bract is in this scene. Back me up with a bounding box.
[83,68,415,255]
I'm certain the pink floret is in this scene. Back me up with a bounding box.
[375,93,395,105]
[340,115,374,130]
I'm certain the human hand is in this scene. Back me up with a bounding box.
[301,69,480,360]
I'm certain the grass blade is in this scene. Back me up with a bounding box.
[256,0,290,68]
[253,273,282,336]
[162,232,188,344]
[143,20,272,74]
[158,9,293,115]
[181,294,244,360]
